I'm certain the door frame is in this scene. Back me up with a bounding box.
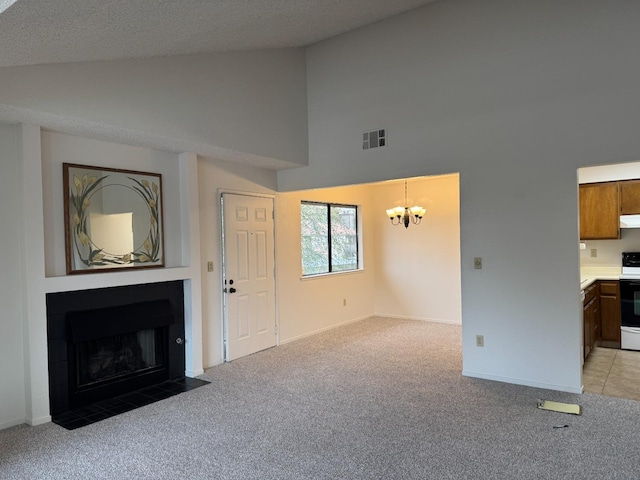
[219,189,279,361]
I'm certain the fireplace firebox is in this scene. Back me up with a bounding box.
[47,281,185,416]
[75,328,163,388]
[66,299,174,408]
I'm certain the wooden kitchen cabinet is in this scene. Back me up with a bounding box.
[583,300,591,360]
[592,297,599,354]
[598,280,621,348]
[620,180,640,214]
[579,182,620,240]
[583,283,599,360]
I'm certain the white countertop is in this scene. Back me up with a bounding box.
[580,266,622,291]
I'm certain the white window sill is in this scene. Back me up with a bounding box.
[300,268,365,281]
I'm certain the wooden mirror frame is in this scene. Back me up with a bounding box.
[63,163,165,274]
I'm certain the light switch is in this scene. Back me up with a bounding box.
[207,261,214,272]
[474,257,482,269]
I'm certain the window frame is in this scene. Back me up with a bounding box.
[300,201,360,277]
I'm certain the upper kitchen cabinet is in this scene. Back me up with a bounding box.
[579,182,620,240]
[620,180,640,214]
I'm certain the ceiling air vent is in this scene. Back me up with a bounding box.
[363,128,386,150]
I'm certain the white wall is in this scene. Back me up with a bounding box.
[41,131,185,276]
[373,175,461,324]
[0,50,308,168]
[579,230,640,268]
[275,184,377,343]
[0,122,27,429]
[197,156,278,367]
[278,0,640,392]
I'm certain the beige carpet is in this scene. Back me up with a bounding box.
[1,317,638,479]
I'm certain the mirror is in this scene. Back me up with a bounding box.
[63,163,164,274]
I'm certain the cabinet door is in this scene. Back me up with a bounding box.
[584,301,592,360]
[599,281,621,346]
[620,180,640,214]
[579,183,619,240]
[592,297,600,349]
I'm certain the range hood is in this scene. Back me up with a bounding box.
[620,215,640,228]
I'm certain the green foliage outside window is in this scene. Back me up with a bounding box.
[301,202,358,275]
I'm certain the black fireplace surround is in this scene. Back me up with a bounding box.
[47,281,185,417]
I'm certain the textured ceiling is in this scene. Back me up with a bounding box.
[0,0,439,67]
[0,0,440,169]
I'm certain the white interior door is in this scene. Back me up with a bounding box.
[222,193,276,361]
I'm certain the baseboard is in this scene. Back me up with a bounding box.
[373,313,461,325]
[185,369,205,378]
[26,414,52,427]
[279,314,372,345]
[462,370,583,394]
[0,417,27,431]
[203,359,224,370]
[279,314,459,346]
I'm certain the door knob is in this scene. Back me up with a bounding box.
[229,287,237,293]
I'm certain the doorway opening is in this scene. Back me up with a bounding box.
[579,162,640,402]
[269,173,462,355]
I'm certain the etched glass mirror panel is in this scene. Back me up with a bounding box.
[63,163,164,274]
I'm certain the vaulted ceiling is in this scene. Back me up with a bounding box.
[0,0,439,67]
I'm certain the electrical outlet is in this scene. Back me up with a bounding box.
[474,257,482,269]
[343,298,347,306]
[476,335,484,347]
[207,261,214,272]
[590,249,597,258]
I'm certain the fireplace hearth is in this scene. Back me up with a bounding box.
[46,281,190,421]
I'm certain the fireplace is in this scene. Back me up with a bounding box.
[66,299,175,409]
[75,327,163,388]
[47,281,186,417]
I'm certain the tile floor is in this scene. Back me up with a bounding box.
[52,377,210,430]
[583,347,640,401]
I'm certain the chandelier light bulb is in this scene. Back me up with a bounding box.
[386,180,426,228]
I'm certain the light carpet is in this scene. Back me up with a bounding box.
[1,317,638,479]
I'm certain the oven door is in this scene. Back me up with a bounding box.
[620,280,640,327]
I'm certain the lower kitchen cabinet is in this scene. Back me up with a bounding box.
[583,302,591,360]
[583,283,599,360]
[599,280,621,348]
[583,280,621,360]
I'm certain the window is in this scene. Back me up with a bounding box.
[301,202,359,276]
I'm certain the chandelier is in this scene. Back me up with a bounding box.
[385,180,426,228]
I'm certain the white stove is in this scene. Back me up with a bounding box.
[620,253,640,350]
[619,266,640,280]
